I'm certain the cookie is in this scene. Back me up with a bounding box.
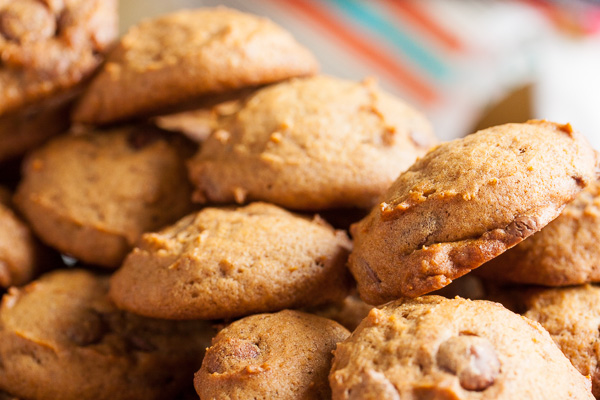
[476,179,600,286]
[110,202,353,320]
[195,310,350,400]
[488,285,600,398]
[0,0,117,115]
[0,199,46,288]
[188,75,436,210]
[330,296,593,400]
[72,7,318,124]
[349,120,597,304]
[0,269,216,400]
[14,126,195,268]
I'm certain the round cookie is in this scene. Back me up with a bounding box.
[489,285,600,398]
[0,0,117,160]
[476,179,600,286]
[110,202,353,320]
[0,269,216,400]
[330,296,593,400]
[14,126,195,268]
[72,7,318,124]
[195,309,350,400]
[188,75,436,210]
[349,120,597,304]
[0,199,46,288]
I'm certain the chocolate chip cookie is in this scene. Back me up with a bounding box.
[477,179,600,286]
[14,126,195,268]
[188,75,436,210]
[330,296,593,399]
[0,269,216,400]
[110,202,353,320]
[349,121,597,304]
[72,7,318,124]
[195,310,350,400]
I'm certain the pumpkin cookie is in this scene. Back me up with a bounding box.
[188,75,436,210]
[349,121,597,304]
[0,198,46,288]
[195,310,350,400]
[72,7,318,124]
[0,269,216,400]
[477,180,600,286]
[0,0,117,159]
[110,202,353,320]
[14,126,195,268]
[330,296,593,400]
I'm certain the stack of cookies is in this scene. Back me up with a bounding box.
[1,3,599,400]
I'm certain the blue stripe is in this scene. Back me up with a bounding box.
[324,0,450,80]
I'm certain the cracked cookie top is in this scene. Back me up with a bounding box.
[0,0,117,115]
[330,296,593,400]
[72,7,318,124]
[349,120,597,304]
[188,75,436,210]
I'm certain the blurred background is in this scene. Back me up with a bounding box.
[120,0,600,147]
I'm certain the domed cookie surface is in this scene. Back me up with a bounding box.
[330,296,593,400]
[188,75,436,210]
[110,202,353,320]
[349,121,597,304]
[195,310,350,400]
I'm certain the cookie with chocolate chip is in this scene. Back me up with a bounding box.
[14,126,195,268]
[330,296,593,399]
[72,7,318,124]
[195,310,350,400]
[110,202,353,320]
[188,75,436,210]
[0,0,117,160]
[0,269,216,400]
[477,179,600,286]
[349,120,597,304]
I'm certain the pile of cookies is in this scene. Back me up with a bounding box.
[1,3,599,399]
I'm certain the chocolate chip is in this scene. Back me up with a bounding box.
[436,335,500,391]
[204,338,261,374]
[65,310,108,346]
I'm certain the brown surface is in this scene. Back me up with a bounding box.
[14,126,196,268]
[0,199,45,288]
[0,0,117,115]
[477,180,600,286]
[188,75,436,210]
[488,285,600,398]
[72,7,318,124]
[110,202,353,320]
[306,294,373,332]
[195,310,350,400]
[0,269,216,400]
[349,120,597,304]
[330,296,594,399]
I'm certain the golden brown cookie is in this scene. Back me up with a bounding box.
[488,285,600,398]
[195,310,350,400]
[110,202,353,320]
[0,269,216,400]
[0,0,117,114]
[476,180,600,286]
[188,75,436,210]
[0,0,117,160]
[330,296,593,400]
[0,199,46,288]
[72,7,318,124]
[14,126,195,268]
[349,120,597,304]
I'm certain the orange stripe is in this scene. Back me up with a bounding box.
[381,0,464,52]
[270,0,438,104]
